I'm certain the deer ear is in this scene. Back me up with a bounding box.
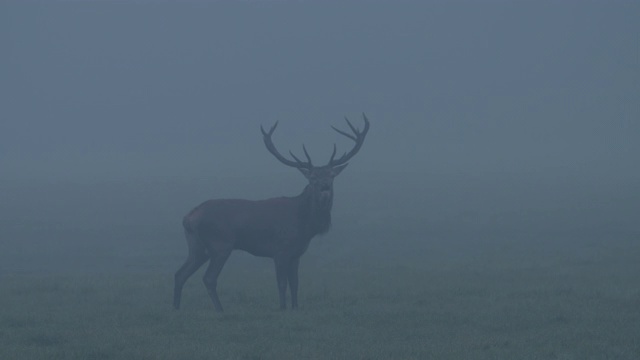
[297,168,312,179]
[331,163,348,176]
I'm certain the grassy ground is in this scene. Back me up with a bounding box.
[1,177,638,359]
[1,246,639,360]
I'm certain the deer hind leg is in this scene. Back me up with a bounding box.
[173,230,208,310]
[202,242,232,313]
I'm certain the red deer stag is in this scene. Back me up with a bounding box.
[173,114,370,312]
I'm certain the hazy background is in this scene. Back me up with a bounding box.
[0,1,638,276]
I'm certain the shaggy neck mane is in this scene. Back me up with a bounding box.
[298,184,332,236]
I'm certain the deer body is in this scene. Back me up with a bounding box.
[184,187,329,259]
[173,115,369,312]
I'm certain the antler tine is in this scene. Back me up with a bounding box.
[261,122,312,169]
[331,125,357,141]
[344,116,359,134]
[327,113,370,167]
[302,144,313,166]
[288,144,314,167]
[288,150,305,165]
[328,143,337,164]
[260,121,278,137]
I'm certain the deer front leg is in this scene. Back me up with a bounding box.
[274,257,290,310]
[288,257,300,309]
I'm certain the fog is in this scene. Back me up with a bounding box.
[1,1,638,278]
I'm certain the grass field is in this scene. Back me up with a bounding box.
[2,236,639,360]
[1,177,639,359]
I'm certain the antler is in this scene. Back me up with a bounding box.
[261,122,313,169]
[328,113,370,167]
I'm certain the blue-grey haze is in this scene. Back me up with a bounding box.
[0,1,638,295]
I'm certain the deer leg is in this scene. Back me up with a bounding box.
[288,257,300,309]
[202,247,232,313]
[173,253,208,309]
[174,232,208,309]
[274,257,291,310]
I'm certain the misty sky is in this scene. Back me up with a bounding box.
[1,1,638,183]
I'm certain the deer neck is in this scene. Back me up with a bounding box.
[298,184,332,236]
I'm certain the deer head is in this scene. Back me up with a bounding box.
[261,114,370,210]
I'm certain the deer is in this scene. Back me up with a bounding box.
[173,114,370,312]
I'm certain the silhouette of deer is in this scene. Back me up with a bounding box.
[173,114,370,312]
